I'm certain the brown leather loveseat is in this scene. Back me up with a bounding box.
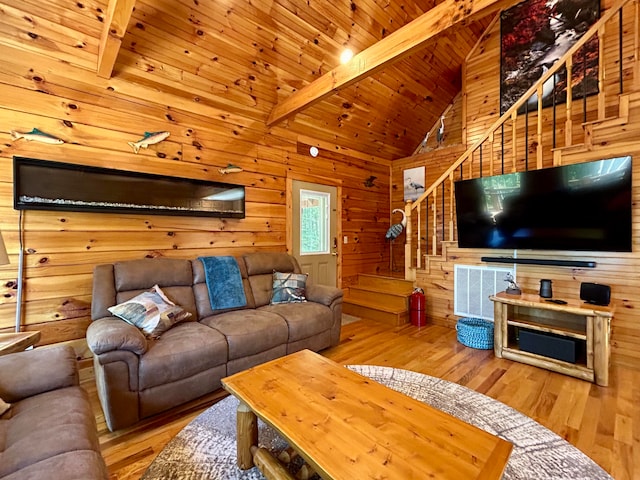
[87,252,343,431]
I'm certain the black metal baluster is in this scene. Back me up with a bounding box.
[552,70,557,149]
[620,9,624,93]
[525,101,529,171]
[583,50,587,123]
[501,124,505,174]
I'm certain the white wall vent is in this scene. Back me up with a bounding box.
[454,264,514,321]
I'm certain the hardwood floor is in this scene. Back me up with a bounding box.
[83,320,639,480]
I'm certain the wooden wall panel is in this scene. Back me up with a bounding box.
[0,39,390,358]
[390,144,466,267]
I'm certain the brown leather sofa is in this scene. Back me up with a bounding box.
[0,345,108,480]
[87,252,343,431]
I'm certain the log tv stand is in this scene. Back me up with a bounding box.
[490,292,613,386]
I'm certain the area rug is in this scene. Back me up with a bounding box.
[141,365,612,480]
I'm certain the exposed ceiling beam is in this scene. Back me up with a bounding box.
[97,0,136,79]
[267,0,519,126]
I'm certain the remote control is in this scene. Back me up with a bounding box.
[545,299,567,304]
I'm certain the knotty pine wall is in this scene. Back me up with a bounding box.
[0,45,390,358]
[389,93,465,268]
[393,0,640,369]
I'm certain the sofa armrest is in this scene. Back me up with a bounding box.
[87,317,148,355]
[306,284,344,306]
[0,345,78,403]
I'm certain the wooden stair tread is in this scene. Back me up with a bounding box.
[356,274,413,285]
[552,143,587,155]
[348,285,413,296]
[343,295,407,314]
[356,273,413,282]
[342,302,409,326]
[583,116,627,128]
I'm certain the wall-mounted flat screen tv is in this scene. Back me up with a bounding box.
[454,156,632,252]
[13,157,245,218]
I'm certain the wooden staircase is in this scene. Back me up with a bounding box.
[399,0,640,277]
[343,274,414,326]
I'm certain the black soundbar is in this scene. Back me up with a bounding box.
[480,257,596,268]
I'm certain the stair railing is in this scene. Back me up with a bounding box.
[404,0,638,279]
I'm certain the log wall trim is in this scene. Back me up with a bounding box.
[97,0,136,78]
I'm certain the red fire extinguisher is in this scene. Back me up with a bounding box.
[410,287,426,327]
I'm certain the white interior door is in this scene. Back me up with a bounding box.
[292,180,337,287]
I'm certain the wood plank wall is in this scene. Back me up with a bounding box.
[392,0,640,369]
[388,94,465,268]
[0,43,390,358]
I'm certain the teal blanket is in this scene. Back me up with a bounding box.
[198,256,247,310]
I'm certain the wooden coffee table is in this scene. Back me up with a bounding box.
[222,349,512,480]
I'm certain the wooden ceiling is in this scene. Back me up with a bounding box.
[1,0,498,160]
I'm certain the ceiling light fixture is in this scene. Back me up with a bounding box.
[340,49,354,64]
[309,146,319,157]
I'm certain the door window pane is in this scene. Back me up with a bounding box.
[300,189,329,255]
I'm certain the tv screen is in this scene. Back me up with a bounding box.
[454,156,632,252]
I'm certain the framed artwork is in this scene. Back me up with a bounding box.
[403,166,426,202]
[500,0,600,115]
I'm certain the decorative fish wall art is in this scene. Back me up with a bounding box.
[218,164,243,174]
[128,131,170,153]
[11,128,65,145]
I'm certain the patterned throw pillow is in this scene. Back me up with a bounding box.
[108,285,192,338]
[271,271,308,304]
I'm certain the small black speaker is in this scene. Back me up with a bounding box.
[580,282,611,306]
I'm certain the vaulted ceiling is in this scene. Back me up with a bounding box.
[1,0,500,160]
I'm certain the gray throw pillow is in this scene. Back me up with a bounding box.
[271,271,308,304]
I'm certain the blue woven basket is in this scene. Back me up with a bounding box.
[456,318,494,350]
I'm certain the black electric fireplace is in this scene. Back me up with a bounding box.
[13,157,245,218]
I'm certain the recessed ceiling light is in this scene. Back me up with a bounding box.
[309,146,319,157]
[340,49,354,64]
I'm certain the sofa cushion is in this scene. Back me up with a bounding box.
[200,310,288,360]
[0,386,100,478]
[260,302,334,343]
[0,346,78,404]
[113,259,198,320]
[138,322,228,390]
[1,450,109,480]
[108,285,192,338]
[244,252,301,307]
[243,252,300,276]
[114,258,193,290]
[271,272,308,304]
